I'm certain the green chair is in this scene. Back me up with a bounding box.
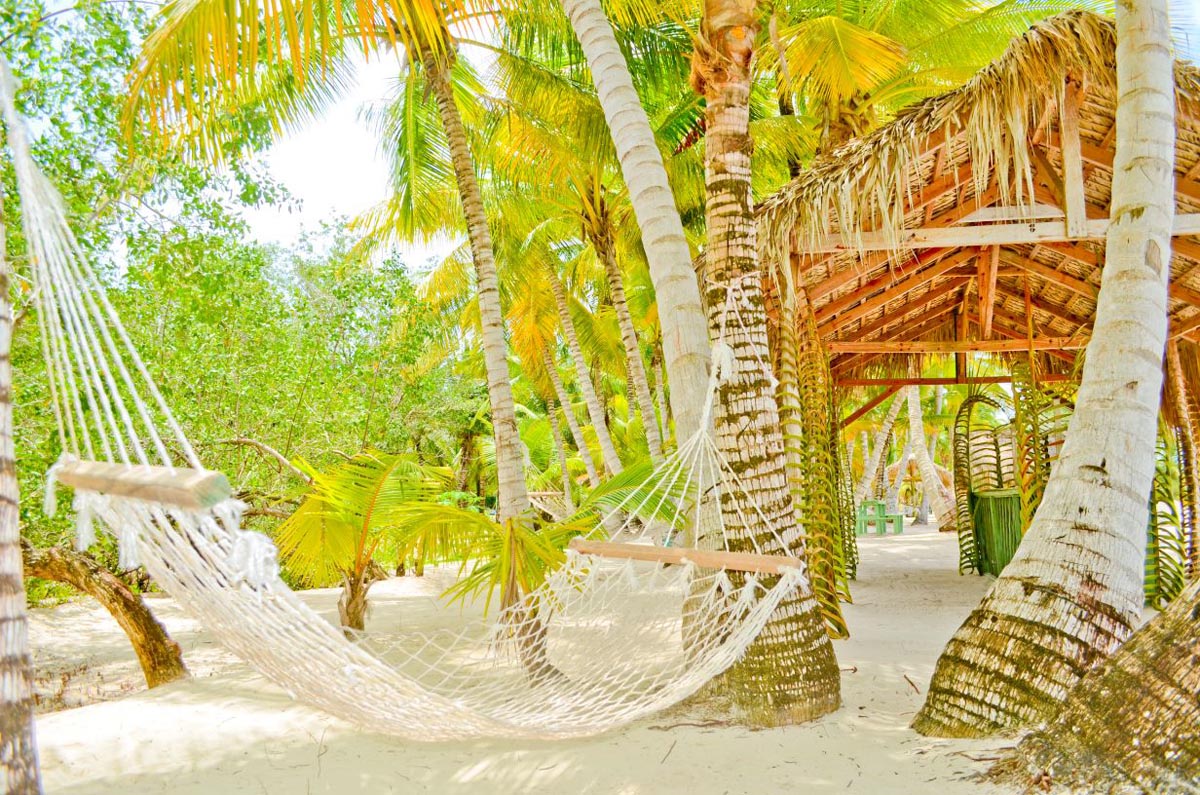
[856,499,904,535]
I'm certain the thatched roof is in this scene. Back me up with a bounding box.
[758,11,1200,384]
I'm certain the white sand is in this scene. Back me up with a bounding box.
[30,525,1020,794]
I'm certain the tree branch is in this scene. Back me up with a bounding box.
[216,437,310,483]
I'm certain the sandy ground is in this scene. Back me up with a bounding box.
[29,524,1021,794]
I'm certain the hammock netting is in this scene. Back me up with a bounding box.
[1,56,812,740]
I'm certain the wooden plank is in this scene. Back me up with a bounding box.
[1059,79,1088,238]
[54,460,232,511]
[840,385,902,427]
[816,250,975,334]
[992,283,1091,328]
[803,213,1200,253]
[569,539,801,575]
[955,305,968,382]
[826,338,1085,354]
[835,374,1071,387]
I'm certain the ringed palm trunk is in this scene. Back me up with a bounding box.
[855,394,903,503]
[1003,577,1200,792]
[906,387,955,532]
[592,229,664,462]
[0,198,40,793]
[914,0,1176,737]
[887,437,912,513]
[546,267,622,476]
[694,4,839,725]
[547,406,576,511]
[559,0,711,441]
[423,50,528,522]
[543,349,600,488]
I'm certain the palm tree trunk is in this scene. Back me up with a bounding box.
[914,0,1176,737]
[543,349,600,488]
[1166,340,1199,578]
[1004,578,1200,792]
[558,0,711,441]
[650,352,670,445]
[0,196,40,792]
[856,395,903,503]
[594,231,664,462]
[906,387,955,532]
[547,405,576,511]
[21,540,187,688]
[422,50,529,522]
[546,267,622,476]
[694,3,840,725]
[887,437,912,513]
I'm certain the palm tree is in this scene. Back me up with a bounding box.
[906,386,955,532]
[690,0,840,724]
[557,0,713,441]
[126,1,532,522]
[0,184,40,794]
[275,451,452,631]
[914,0,1178,738]
[855,394,903,502]
[1004,579,1200,791]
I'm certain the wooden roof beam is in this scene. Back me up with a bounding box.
[991,283,1092,329]
[1059,77,1088,238]
[969,312,1080,364]
[1045,132,1200,205]
[1001,251,1097,299]
[806,213,1200,253]
[836,374,1072,387]
[827,338,1086,354]
[804,183,1000,300]
[840,385,903,427]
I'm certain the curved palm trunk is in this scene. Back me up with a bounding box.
[907,387,955,532]
[546,267,622,476]
[543,349,600,488]
[559,0,711,441]
[22,540,187,687]
[547,406,576,511]
[695,5,840,725]
[0,201,40,792]
[423,51,529,522]
[886,437,912,513]
[594,232,664,462]
[914,0,1176,737]
[856,395,904,503]
[1004,578,1200,791]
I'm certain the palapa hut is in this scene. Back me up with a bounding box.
[758,10,1200,395]
[755,10,1200,586]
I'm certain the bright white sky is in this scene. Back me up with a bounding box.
[240,8,1200,264]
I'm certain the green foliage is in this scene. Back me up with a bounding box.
[952,392,1005,575]
[1146,428,1191,608]
[1011,361,1073,534]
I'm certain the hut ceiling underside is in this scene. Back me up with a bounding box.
[760,12,1200,384]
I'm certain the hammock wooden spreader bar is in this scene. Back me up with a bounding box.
[569,539,802,575]
[54,459,232,511]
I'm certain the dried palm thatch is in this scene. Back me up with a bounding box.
[757,10,1200,386]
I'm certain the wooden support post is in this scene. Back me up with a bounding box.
[569,538,802,575]
[955,304,969,382]
[53,460,232,510]
[1060,77,1089,238]
[979,245,999,339]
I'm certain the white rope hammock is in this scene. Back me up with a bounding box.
[1,56,813,740]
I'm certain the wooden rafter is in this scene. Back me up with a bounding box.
[836,374,1072,387]
[992,283,1091,329]
[840,385,903,427]
[1001,251,1097,298]
[816,250,976,334]
[1045,132,1200,205]
[827,277,968,336]
[1059,77,1088,238]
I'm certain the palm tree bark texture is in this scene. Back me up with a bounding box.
[997,578,1199,793]
[558,0,713,443]
[420,44,530,522]
[914,0,1177,737]
[691,0,840,725]
[0,188,41,793]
